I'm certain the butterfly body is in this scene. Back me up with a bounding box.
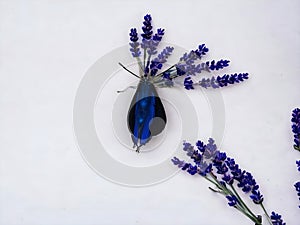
[127,78,167,152]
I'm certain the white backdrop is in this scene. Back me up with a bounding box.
[0,0,299,224]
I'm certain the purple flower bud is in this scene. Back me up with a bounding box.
[270,212,286,225]
[292,108,300,151]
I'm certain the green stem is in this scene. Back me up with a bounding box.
[204,175,220,188]
[143,48,146,71]
[234,206,262,225]
[136,57,144,76]
[259,203,273,225]
[208,173,261,224]
[147,54,151,67]
[230,184,258,220]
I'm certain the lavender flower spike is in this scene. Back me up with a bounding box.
[140,14,153,52]
[294,181,300,209]
[270,212,286,225]
[294,160,300,208]
[141,14,153,40]
[291,108,300,151]
[195,44,209,58]
[296,160,300,172]
[207,59,230,71]
[196,73,249,90]
[129,28,141,57]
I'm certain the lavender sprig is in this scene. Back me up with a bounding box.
[141,14,153,40]
[129,28,141,58]
[172,138,285,225]
[143,28,165,74]
[291,108,300,209]
[128,28,144,72]
[184,73,249,90]
[140,14,153,72]
[291,108,300,151]
[216,73,249,87]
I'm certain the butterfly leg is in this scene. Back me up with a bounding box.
[117,85,137,93]
[136,145,140,153]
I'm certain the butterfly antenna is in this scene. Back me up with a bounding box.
[118,62,140,78]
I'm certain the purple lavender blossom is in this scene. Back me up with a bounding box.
[250,190,264,204]
[150,46,174,76]
[197,73,249,89]
[129,28,138,42]
[171,157,198,175]
[184,77,194,90]
[216,73,249,87]
[185,73,248,90]
[291,108,300,151]
[291,109,300,209]
[175,50,210,77]
[171,157,186,168]
[162,71,171,80]
[147,28,165,56]
[195,44,209,58]
[294,160,300,208]
[270,212,286,225]
[203,138,218,159]
[198,77,219,89]
[226,195,239,207]
[196,140,206,153]
[153,28,164,42]
[207,59,230,71]
[129,28,141,57]
[140,14,153,55]
[141,14,153,40]
[172,138,264,205]
[294,181,300,208]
